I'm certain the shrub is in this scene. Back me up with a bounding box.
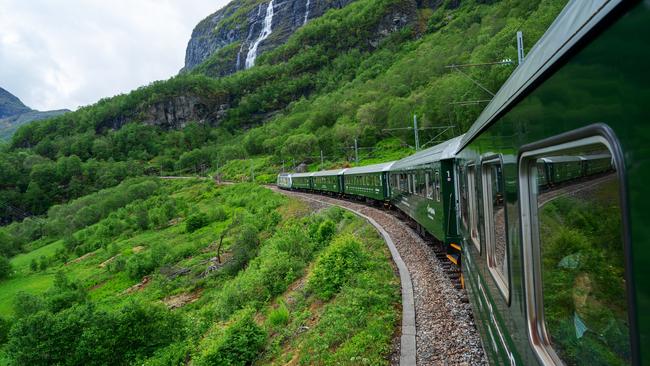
[185,212,209,233]
[0,316,10,344]
[0,255,11,279]
[126,254,155,280]
[197,310,266,366]
[316,219,336,247]
[308,235,368,300]
[267,301,290,328]
[13,292,45,319]
[208,206,228,222]
[224,224,260,274]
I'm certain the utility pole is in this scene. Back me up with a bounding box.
[282,159,285,173]
[354,138,359,163]
[320,150,324,170]
[517,31,525,65]
[413,114,420,151]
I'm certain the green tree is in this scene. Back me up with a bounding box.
[0,256,12,279]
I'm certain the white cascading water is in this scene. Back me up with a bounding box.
[303,0,310,25]
[245,0,274,69]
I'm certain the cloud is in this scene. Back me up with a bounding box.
[0,0,230,111]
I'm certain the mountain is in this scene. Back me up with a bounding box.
[0,87,69,141]
[0,87,31,119]
[182,0,359,76]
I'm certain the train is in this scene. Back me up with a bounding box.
[277,0,649,364]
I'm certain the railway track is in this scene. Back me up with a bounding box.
[271,187,487,366]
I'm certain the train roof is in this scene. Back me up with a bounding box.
[391,135,464,171]
[344,161,396,175]
[458,0,621,151]
[290,172,314,178]
[312,168,348,177]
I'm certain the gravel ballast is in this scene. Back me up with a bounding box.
[274,188,487,366]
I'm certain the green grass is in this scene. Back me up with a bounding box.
[0,272,54,316]
[10,240,63,274]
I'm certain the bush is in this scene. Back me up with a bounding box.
[0,255,11,279]
[197,310,266,366]
[0,316,10,344]
[13,292,45,319]
[208,206,228,222]
[6,300,184,366]
[185,212,209,233]
[267,301,290,328]
[308,235,368,300]
[126,253,156,280]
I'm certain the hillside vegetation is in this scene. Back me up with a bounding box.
[0,180,400,364]
[0,0,566,227]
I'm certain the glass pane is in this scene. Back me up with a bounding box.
[535,146,630,365]
[468,166,480,247]
[488,163,507,283]
[459,166,469,229]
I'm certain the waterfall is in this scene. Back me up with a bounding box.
[245,0,274,69]
[303,0,310,25]
[236,17,257,71]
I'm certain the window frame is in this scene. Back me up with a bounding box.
[518,125,636,365]
[467,163,480,253]
[481,155,510,301]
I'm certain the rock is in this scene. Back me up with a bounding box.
[181,0,357,76]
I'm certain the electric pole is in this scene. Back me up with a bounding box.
[414,114,420,151]
[354,138,359,163]
[517,31,525,65]
[320,150,324,170]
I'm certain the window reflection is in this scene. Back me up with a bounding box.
[484,161,508,289]
[534,146,629,365]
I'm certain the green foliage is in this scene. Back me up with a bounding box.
[185,212,209,233]
[45,271,88,313]
[266,301,290,329]
[13,292,45,319]
[6,300,184,366]
[0,256,11,279]
[196,309,266,366]
[0,316,9,345]
[309,234,368,300]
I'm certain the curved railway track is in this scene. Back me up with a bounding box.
[271,187,487,366]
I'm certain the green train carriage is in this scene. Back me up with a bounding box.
[343,161,395,201]
[455,0,649,364]
[290,172,313,190]
[312,169,346,194]
[388,135,464,255]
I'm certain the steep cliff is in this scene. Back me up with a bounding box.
[182,0,356,76]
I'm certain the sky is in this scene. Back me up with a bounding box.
[0,0,231,111]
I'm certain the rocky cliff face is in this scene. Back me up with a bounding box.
[182,0,356,75]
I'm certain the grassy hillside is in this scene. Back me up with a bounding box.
[0,0,566,227]
[0,180,400,364]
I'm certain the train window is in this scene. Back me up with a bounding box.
[434,170,441,202]
[459,166,469,230]
[467,165,480,252]
[519,136,630,366]
[481,157,509,298]
[417,171,426,197]
[425,171,433,199]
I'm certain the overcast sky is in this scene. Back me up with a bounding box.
[0,0,231,111]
